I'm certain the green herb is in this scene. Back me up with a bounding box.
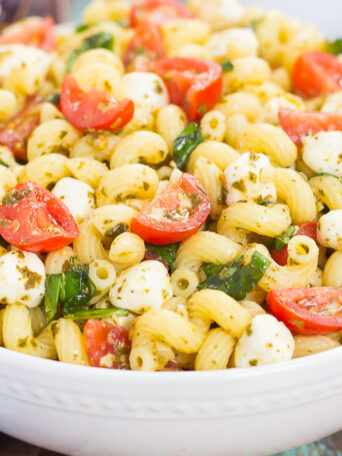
[249,16,265,30]
[66,32,114,72]
[44,93,61,106]
[44,258,96,322]
[104,222,128,239]
[75,23,92,33]
[327,39,342,55]
[65,307,128,320]
[0,158,10,168]
[266,225,298,253]
[145,243,180,272]
[221,60,234,72]
[173,123,204,170]
[198,252,271,301]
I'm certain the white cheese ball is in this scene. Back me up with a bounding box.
[109,260,173,314]
[260,94,304,125]
[234,314,295,368]
[207,28,258,61]
[123,72,169,112]
[302,131,342,177]
[0,250,45,308]
[52,177,95,223]
[321,91,342,113]
[193,0,246,30]
[0,44,52,81]
[317,210,342,250]
[224,152,276,206]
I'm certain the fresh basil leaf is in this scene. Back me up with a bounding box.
[0,158,10,168]
[144,243,180,272]
[65,307,128,320]
[75,23,92,33]
[198,252,270,301]
[203,257,243,279]
[173,123,204,171]
[45,275,63,323]
[66,32,114,72]
[273,225,298,252]
[221,60,234,72]
[44,93,60,106]
[104,222,128,240]
[327,39,342,56]
[249,16,265,30]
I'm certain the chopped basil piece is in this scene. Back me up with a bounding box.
[0,158,10,168]
[221,60,234,72]
[65,307,128,320]
[249,16,265,30]
[44,258,96,322]
[272,225,298,252]
[326,39,342,56]
[173,122,204,171]
[105,222,128,239]
[144,243,180,272]
[66,32,115,72]
[44,93,61,106]
[198,252,271,301]
[75,23,92,33]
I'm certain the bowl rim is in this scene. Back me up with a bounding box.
[1,345,342,383]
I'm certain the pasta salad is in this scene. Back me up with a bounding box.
[0,0,341,371]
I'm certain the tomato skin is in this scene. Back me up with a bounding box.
[154,57,223,121]
[123,22,165,70]
[0,97,40,161]
[131,173,211,245]
[0,182,79,253]
[84,319,131,369]
[279,108,342,146]
[271,223,317,267]
[292,51,342,99]
[267,287,342,335]
[60,74,134,132]
[0,16,56,51]
[130,0,193,26]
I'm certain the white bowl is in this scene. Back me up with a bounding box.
[1,346,342,456]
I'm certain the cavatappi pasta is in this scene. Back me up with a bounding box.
[0,0,341,372]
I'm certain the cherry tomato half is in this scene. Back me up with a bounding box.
[267,287,342,335]
[123,22,165,70]
[0,182,79,253]
[60,74,134,132]
[130,0,193,26]
[154,57,223,121]
[0,16,55,52]
[84,319,131,369]
[292,51,342,99]
[131,173,211,244]
[0,97,40,161]
[271,223,317,267]
[279,108,342,146]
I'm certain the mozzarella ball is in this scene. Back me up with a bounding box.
[317,210,342,250]
[260,94,304,125]
[0,44,52,81]
[190,0,246,30]
[123,72,169,112]
[207,28,258,61]
[109,260,173,314]
[224,152,276,205]
[234,314,295,368]
[52,177,95,223]
[0,250,45,308]
[302,131,342,177]
[321,91,342,113]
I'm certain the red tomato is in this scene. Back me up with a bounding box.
[154,57,223,121]
[123,22,165,70]
[0,97,40,161]
[130,0,193,26]
[0,17,55,51]
[292,51,342,99]
[279,108,342,146]
[60,74,134,132]
[84,319,131,369]
[131,173,211,244]
[267,287,342,335]
[0,182,79,253]
[271,223,317,267]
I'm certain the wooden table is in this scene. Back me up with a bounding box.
[1,432,342,455]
